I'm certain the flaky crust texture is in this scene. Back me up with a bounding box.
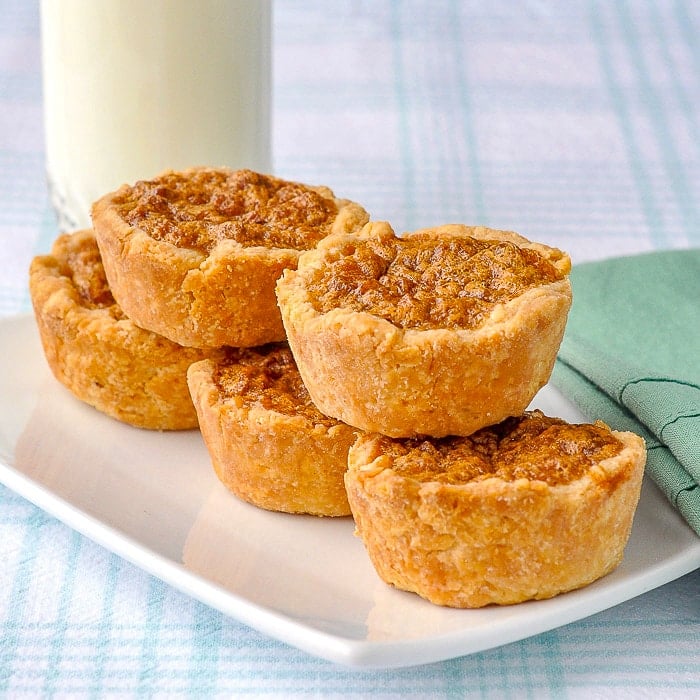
[187,357,357,516]
[276,221,572,437]
[91,167,370,348]
[29,229,219,430]
[345,428,646,608]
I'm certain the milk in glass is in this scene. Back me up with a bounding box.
[41,0,271,231]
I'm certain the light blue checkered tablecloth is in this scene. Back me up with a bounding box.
[1,1,699,696]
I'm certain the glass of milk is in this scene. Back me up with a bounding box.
[40,0,272,232]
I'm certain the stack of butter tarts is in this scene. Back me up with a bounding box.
[29,167,646,609]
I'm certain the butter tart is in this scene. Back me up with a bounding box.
[187,343,357,516]
[91,167,369,348]
[29,229,220,429]
[276,221,572,437]
[345,411,646,608]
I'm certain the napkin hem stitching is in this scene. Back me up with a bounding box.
[660,411,700,442]
[675,483,698,510]
[619,377,700,405]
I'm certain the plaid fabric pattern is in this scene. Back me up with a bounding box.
[1,0,698,696]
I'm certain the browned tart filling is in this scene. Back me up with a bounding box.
[115,168,340,253]
[56,230,126,317]
[211,343,339,428]
[305,233,568,331]
[369,411,623,486]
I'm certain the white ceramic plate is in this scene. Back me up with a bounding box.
[1,314,698,669]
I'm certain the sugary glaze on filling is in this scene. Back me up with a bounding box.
[55,232,126,319]
[114,168,340,253]
[371,411,623,486]
[212,344,338,426]
[306,233,566,330]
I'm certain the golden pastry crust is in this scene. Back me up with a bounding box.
[91,167,369,348]
[345,411,647,608]
[276,221,572,437]
[187,343,357,516]
[29,229,219,430]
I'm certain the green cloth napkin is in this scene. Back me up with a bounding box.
[550,249,700,536]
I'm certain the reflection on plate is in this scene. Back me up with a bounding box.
[1,314,699,669]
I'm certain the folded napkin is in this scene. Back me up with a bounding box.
[550,249,700,536]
